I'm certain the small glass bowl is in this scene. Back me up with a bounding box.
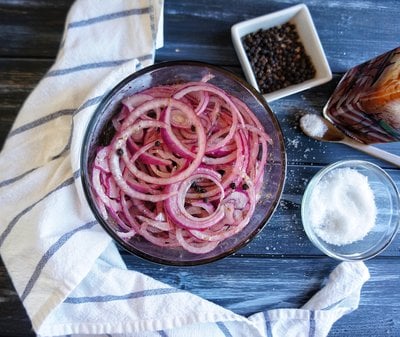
[301,160,400,261]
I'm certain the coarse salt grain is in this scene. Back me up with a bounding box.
[307,167,377,246]
[300,114,328,138]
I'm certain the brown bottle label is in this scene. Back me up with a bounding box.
[323,47,400,144]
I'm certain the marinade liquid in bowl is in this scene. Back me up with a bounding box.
[81,61,286,265]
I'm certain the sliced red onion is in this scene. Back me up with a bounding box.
[90,80,271,254]
[176,228,219,254]
[122,93,153,112]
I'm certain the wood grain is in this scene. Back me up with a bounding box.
[0,261,34,337]
[159,0,400,71]
[0,0,399,69]
[0,59,51,147]
[0,0,72,58]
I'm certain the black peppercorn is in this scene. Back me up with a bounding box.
[242,22,316,94]
[217,169,225,176]
[147,110,157,118]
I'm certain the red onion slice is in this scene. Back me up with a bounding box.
[90,80,271,254]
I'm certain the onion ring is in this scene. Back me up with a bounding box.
[91,80,270,254]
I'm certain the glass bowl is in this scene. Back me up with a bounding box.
[80,61,286,266]
[301,160,400,261]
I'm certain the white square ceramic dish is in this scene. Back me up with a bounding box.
[231,4,332,102]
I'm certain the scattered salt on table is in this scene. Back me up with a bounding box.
[308,167,377,246]
[300,114,328,138]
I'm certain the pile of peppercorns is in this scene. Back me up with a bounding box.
[242,22,316,94]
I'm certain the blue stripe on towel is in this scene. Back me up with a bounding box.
[148,3,157,45]
[0,168,37,188]
[7,93,104,141]
[309,310,316,337]
[216,321,234,337]
[51,94,106,160]
[65,288,184,304]
[44,54,152,78]
[21,220,98,301]
[263,311,273,337]
[0,93,103,187]
[0,170,80,247]
[77,94,105,112]
[45,59,132,78]
[158,330,169,337]
[68,7,151,29]
[138,53,154,62]
[7,109,75,138]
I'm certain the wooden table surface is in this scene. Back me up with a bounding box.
[1,1,399,336]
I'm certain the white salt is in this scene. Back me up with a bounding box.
[287,137,300,148]
[300,114,328,138]
[307,168,377,246]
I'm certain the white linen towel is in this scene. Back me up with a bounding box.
[0,1,370,336]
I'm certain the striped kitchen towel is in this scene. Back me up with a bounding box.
[0,1,369,336]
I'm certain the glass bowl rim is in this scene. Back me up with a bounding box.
[80,60,287,266]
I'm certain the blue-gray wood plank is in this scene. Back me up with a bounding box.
[0,0,399,336]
